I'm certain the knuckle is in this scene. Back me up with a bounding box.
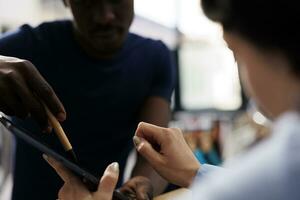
[170,127,181,132]
[174,128,183,136]
[18,59,31,70]
[139,122,145,126]
[170,127,183,137]
[7,59,32,73]
[23,60,40,73]
[2,69,18,81]
[22,59,33,67]
[163,128,184,143]
[138,122,146,130]
[163,128,173,138]
[16,60,40,78]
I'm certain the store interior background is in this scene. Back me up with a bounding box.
[0,0,269,198]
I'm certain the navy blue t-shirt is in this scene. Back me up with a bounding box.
[0,20,175,200]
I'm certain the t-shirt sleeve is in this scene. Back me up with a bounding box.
[0,24,35,60]
[148,41,176,102]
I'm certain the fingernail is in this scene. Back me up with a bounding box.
[110,162,119,173]
[57,113,66,121]
[138,122,145,128]
[42,154,48,161]
[133,136,141,146]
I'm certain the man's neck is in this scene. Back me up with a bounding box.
[72,25,120,60]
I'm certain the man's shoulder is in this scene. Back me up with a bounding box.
[29,20,72,40]
[0,20,71,43]
[0,20,72,58]
[34,20,72,32]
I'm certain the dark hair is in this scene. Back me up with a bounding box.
[201,0,300,74]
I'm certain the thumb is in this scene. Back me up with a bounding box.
[96,162,119,199]
[133,136,163,167]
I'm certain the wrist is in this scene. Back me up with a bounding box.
[184,163,201,188]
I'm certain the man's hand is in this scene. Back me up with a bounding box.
[119,176,153,200]
[44,155,119,200]
[0,56,66,131]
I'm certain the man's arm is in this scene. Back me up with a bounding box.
[131,96,171,195]
[120,41,176,199]
[130,41,176,196]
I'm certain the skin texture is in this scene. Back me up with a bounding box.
[133,32,300,187]
[44,0,300,199]
[0,0,135,127]
[44,1,300,199]
[131,97,171,195]
[134,123,201,188]
[0,55,66,131]
[44,26,300,197]
[56,1,171,198]
[1,0,170,198]
[45,98,171,200]
[44,155,119,200]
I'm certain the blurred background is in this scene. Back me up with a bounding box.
[0,0,270,198]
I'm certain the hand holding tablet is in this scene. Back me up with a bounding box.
[0,114,129,200]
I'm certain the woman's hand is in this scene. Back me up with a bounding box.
[133,122,201,188]
[43,155,119,200]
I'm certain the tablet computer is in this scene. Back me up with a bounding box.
[0,114,129,200]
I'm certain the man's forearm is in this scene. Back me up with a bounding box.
[135,97,172,195]
[132,155,169,196]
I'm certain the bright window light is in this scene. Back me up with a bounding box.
[134,0,177,28]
